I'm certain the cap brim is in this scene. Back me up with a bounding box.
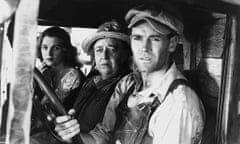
[128,16,172,35]
[82,32,130,54]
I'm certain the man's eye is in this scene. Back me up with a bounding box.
[131,35,142,41]
[150,36,161,42]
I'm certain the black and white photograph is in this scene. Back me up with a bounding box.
[0,0,240,144]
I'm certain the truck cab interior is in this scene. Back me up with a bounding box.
[1,0,240,144]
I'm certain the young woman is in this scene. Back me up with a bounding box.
[37,27,85,109]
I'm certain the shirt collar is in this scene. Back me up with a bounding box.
[141,62,186,103]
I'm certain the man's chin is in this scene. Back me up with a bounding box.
[139,66,158,74]
[137,64,152,72]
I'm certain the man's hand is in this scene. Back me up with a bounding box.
[55,109,80,143]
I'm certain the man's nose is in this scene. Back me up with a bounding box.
[141,39,151,52]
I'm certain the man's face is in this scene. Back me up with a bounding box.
[130,22,176,74]
[93,38,126,79]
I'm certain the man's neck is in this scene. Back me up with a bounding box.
[140,65,171,89]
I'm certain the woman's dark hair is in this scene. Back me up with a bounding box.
[37,26,82,67]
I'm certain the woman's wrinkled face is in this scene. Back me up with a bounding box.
[41,36,65,67]
[93,38,125,79]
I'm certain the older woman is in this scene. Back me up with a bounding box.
[37,27,85,109]
[73,20,132,133]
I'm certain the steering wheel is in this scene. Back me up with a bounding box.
[32,68,67,142]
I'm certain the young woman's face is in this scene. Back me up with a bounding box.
[41,36,65,67]
[93,38,126,79]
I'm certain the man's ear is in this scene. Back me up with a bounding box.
[168,36,179,52]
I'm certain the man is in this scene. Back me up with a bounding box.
[55,4,205,144]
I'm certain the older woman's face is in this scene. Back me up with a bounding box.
[41,36,65,67]
[93,38,126,79]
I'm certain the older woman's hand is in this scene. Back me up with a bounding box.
[55,109,80,143]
